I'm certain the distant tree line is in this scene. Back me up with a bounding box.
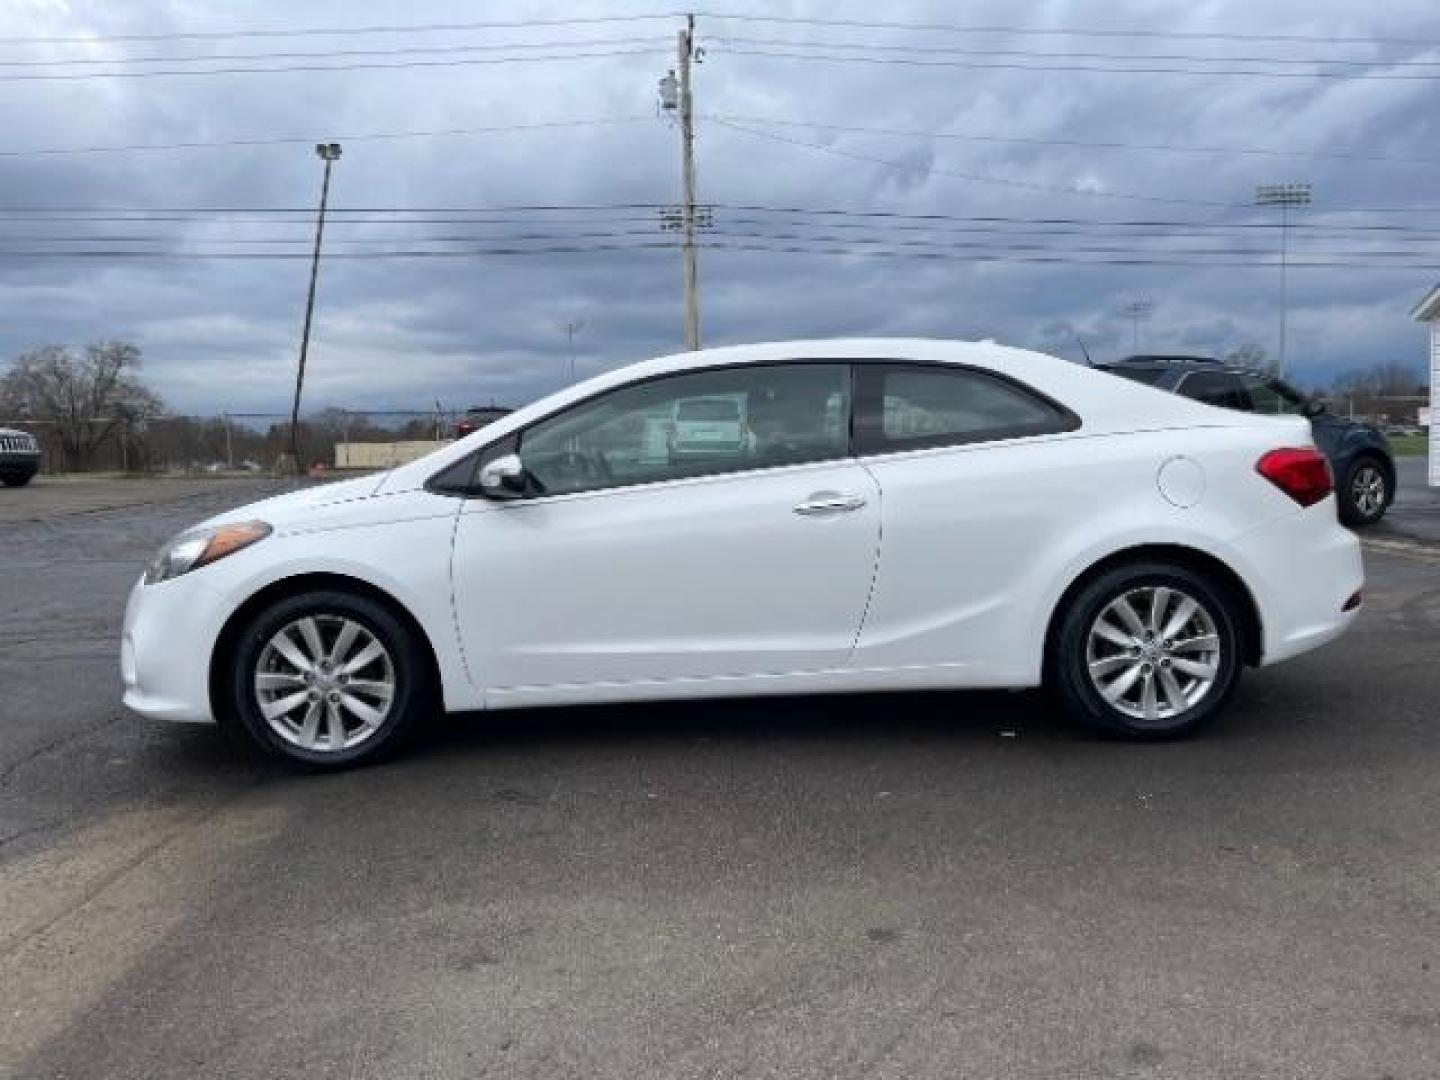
[0,341,458,473]
[1218,342,1427,420]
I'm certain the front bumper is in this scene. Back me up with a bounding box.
[0,451,39,475]
[121,573,227,723]
[1229,499,1365,666]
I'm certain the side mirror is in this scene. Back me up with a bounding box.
[477,453,527,499]
[1302,400,1327,419]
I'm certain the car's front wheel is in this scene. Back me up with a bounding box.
[1048,562,1243,738]
[223,589,434,768]
[1338,456,1390,526]
[1,472,33,487]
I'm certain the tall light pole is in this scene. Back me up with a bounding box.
[1122,297,1154,352]
[1256,182,1311,378]
[658,14,700,351]
[563,319,585,382]
[290,141,342,474]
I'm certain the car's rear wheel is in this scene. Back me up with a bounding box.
[1,472,33,487]
[1338,456,1390,526]
[1048,562,1242,738]
[223,589,433,768]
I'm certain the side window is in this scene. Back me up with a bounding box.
[856,364,1075,453]
[1177,372,1248,411]
[517,363,851,497]
[1243,376,1308,415]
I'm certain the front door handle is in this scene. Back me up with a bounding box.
[793,492,868,516]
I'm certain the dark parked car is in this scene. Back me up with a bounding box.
[453,405,512,439]
[0,427,41,487]
[1098,356,1395,526]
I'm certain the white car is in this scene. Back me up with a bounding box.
[121,339,1363,768]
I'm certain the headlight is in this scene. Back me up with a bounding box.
[145,521,271,584]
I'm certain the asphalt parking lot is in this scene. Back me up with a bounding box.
[2,473,1439,1079]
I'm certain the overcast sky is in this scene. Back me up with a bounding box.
[1,0,1437,417]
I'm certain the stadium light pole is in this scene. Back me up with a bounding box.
[1122,297,1154,352]
[290,141,342,475]
[1256,182,1311,379]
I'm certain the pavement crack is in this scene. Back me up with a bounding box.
[0,711,126,792]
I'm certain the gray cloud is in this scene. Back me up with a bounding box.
[1,0,1437,415]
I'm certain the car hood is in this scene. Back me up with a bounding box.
[201,472,395,531]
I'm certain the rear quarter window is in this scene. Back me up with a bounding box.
[856,363,1079,454]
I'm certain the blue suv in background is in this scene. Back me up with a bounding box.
[1098,355,1395,526]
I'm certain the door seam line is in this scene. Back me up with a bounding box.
[846,462,884,662]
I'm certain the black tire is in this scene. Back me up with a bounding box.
[222,589,434,769]
[1337,455,1390,527]
[1,472,34,487]
[1047,562,1243,739]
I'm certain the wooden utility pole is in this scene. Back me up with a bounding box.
[678,15,700,351]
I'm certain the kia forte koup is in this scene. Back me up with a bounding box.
[122,340,1363,768]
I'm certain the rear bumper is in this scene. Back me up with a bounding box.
[1229,498,1364,666]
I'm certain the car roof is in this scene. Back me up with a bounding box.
[1102,359,1279,381]
[384,337,1257,491]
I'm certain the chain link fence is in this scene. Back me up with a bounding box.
[0,408,489,476]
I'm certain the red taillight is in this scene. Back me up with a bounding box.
[1256,447,1333,507]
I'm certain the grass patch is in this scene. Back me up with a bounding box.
[1389,435,1429,457]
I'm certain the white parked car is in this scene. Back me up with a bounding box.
[122,339,1363,768]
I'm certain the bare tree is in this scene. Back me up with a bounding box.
[0,342,165,469]
[1325,360,1426,420]
[1222,343,1275,373]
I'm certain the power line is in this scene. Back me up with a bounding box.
[5,204,1440,232]
[699,240,1440,269]
[3,11,1430,50]
[713,45,1440,81]
[0,13,685,45]
[710,35,1440,69]
[4,200,1440,225]
[0,201,674,215]
[1,108,1429,165]
[0,35,672,68]
[8,32,1431,73]
[3,241,1434,270]
[12,214,1440,243]
[0,46,667,82]
[0,116,653,158]
[697,13,1440,50]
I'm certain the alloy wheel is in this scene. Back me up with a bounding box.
[1351,465,1387,518]
[254,615,395,752]
[1085,586,1222,726]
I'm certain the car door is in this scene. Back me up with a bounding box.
[451,362,881,698]
[849,362,1083,680]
